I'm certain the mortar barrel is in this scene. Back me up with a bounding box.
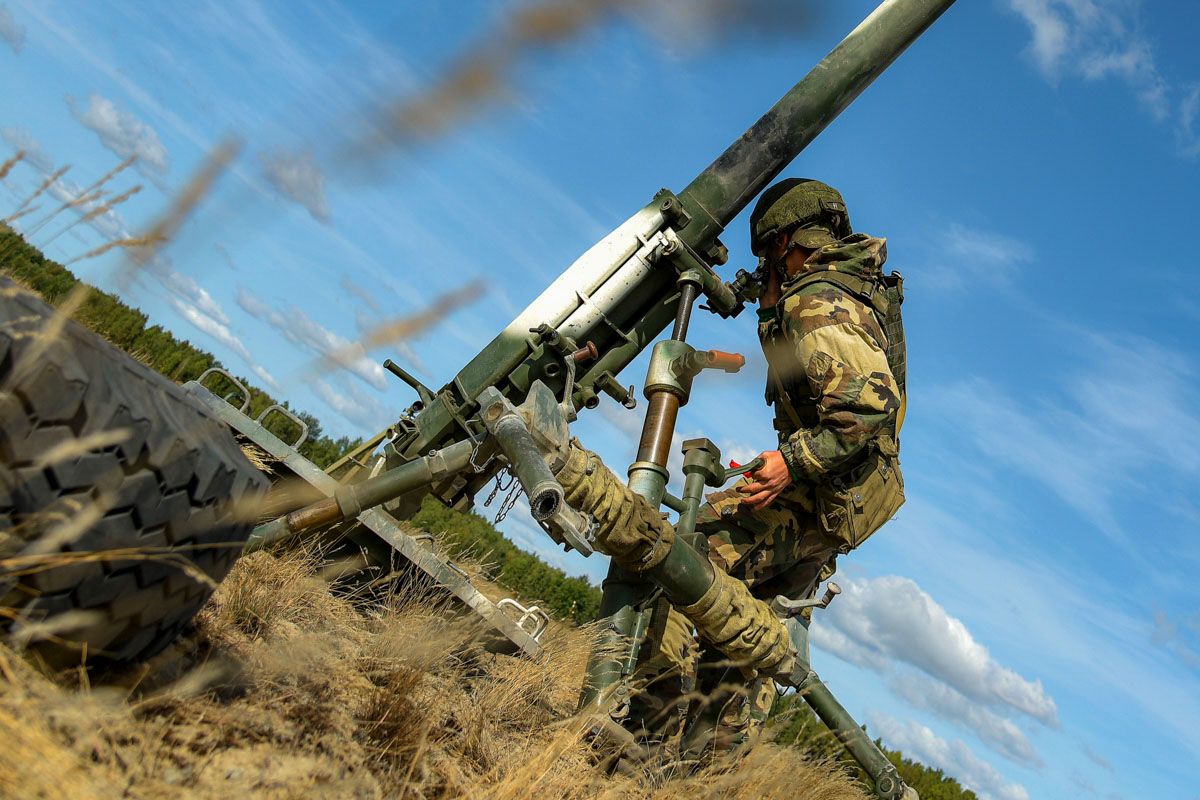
[244,440,474,552]
[680,0,957,241]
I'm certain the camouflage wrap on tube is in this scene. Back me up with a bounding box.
[676,568,793,676]
[553,440,674,571]
[762,235,902,480]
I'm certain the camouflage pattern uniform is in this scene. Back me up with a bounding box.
[627,233,906,753]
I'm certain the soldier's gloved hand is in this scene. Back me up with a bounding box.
[737,450,791,509]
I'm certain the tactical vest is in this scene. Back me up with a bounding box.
[761,245,907,440]
[758,261,907,551]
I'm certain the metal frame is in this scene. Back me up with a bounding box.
[182,380,543,658]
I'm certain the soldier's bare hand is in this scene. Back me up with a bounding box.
[737,450,791,509]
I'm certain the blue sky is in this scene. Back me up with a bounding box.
[2,1,1197,798]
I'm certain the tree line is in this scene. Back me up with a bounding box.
[408,495,602,623]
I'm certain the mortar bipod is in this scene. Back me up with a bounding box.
[772,585,917,800]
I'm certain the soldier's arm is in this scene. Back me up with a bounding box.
[778,288,901,480]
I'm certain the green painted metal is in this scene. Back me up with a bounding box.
[576,4,957,771]
[245,0,958,790]
[644,535,715,607]
[243,440,475,552]
[578,567,646,711]
[798,671,907,799]
[677,438,723,543]
[643,339,696,398]
[182,381,543,657]
[677,0,958,244]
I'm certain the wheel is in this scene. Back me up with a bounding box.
[0,277,268,667]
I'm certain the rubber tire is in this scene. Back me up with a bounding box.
[0,277,268,667]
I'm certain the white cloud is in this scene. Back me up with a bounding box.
[259,146,331,224]
[167,297,245,359]
[888,673,1042,767]
[311,377,391,433]
[149,260,231,326]
[0,4,24,54]
[882,498,1200,767]
[923,222,1033,291]
[869,714,1029,800]
[67,93,169,174]
[341,274,381,313]
[249,364,279,391]
[1008,0,1071,78]
[715,437,761,469]
[1179,85,1200,158]
[1007,0,1194,155]
[808,621,892,673]
[236,286,388,390]
[935,329,1200,548]
[1082,741,1112,770]
[43,175,82,205]
[1,126,54,172]
[817,574,1059,727]
[86,203,133,241]
[157,269,280,393]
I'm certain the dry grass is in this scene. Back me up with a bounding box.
[0,547,868,799]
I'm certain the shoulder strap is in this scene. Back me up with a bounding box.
[779,268,909,439]
[782,268,890,318]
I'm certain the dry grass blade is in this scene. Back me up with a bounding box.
[79,155,137,198]
[2,204,41,224]
[15,165,71,213]
[19,493,115,556]
[25,155,137,237]
[316,279,484,373]
[81,185,141,223]
[0,545,868,799]
[40,184,143,248]
[67,187,107,209]
[2,546,225,591]
[0,150,24,181]
[64,234,165,265]
[350,0,635,155]
[115,137,240,286]
[5,611,105,650]
[346,0,817,162]
[23,189,106,238]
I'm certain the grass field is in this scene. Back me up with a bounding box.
[0,542,869,799]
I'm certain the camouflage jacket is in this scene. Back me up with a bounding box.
[759,234,903,483]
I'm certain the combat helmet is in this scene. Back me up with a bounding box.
[748,178,852,256]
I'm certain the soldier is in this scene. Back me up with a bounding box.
[628,178,908,756]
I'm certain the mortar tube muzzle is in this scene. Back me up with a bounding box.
[490,413,563,521]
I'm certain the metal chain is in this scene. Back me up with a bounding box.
[494,481,524,524]
[483,466,526,524]
[483,467,515,508]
